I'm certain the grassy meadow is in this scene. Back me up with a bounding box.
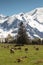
[0,44,43,65]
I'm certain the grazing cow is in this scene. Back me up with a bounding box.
[10,48,14,53]
[17,58,22,62]
[14,48,17,50]
[36,47,39,50]
[25,48,28,52]
[17,47,21,50]
[14,45,18,47]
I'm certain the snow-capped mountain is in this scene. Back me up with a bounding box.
[0,7,43,39]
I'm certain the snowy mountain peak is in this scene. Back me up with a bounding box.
[0,8,43,39]
[0,14,6,18]
[18,12,24,16]
[36,7,43,11]
[28,7,43,16]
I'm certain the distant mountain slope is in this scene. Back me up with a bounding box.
[0,8,43,39]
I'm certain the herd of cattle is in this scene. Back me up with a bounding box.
[0,44,39,63]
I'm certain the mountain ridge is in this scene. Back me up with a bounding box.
[0,8,43,39]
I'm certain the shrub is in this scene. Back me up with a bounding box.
[32,38,41,45]
[5,34,15,43]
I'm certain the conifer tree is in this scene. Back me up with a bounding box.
[17,22,28,44]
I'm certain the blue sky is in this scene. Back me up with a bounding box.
[0,0,43,16]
